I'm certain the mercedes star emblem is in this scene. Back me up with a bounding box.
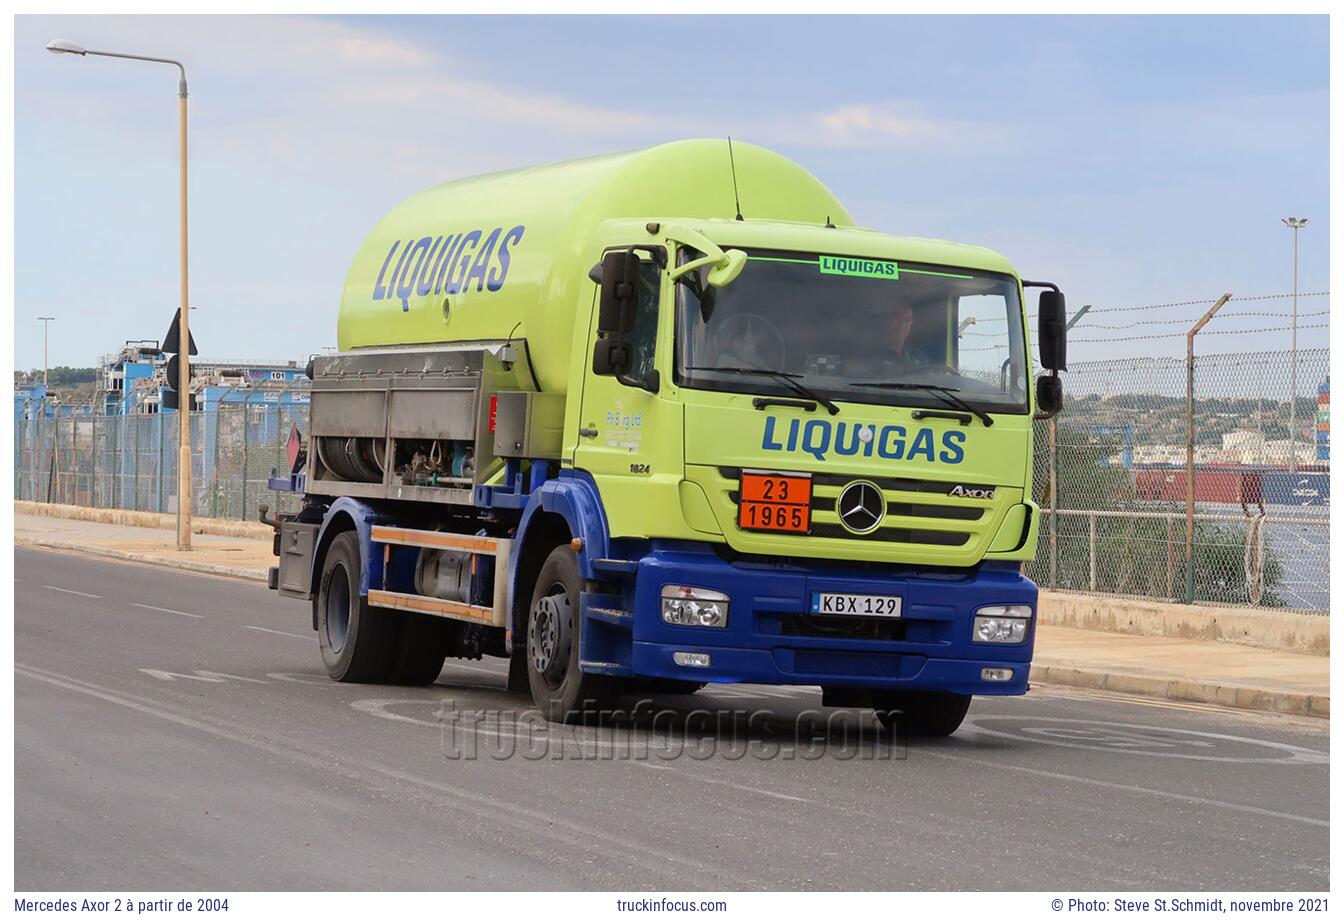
[837,480,885,535]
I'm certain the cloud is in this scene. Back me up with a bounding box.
[744,101,1014,152]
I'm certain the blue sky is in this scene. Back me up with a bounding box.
[13,13,1330,371]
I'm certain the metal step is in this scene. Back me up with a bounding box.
[587,606,633,627]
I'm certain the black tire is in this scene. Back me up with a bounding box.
[315,531,398,682]
[385,613,453,686]
[871,690,971,738]
[526,545,617,723]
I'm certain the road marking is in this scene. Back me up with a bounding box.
[965,716,1328,765]
[631,761,812,803]
[131,603,205,619]
[139,668,270,684]
[923,747,1328,828]
[352,698,445,727]
[245,625,310,641]
[42,585,99,599]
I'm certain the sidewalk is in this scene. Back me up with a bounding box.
[15,511,275,582]
[12,509,1329,718]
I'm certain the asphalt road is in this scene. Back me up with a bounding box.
[14,546,1330,891]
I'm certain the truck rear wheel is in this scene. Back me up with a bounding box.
[526,545,617,723]
[871,690,971,737]
[315,531,398,682]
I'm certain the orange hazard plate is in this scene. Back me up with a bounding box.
[737,471,812,534]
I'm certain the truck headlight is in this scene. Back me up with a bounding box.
[973,604,1032,644]
[661,585,729,628]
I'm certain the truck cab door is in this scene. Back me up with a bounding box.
[571,244,680,536]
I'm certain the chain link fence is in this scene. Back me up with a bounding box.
[15,388,308,522]
[1026,347,1329,612]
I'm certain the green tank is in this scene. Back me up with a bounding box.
[336,139,853,394]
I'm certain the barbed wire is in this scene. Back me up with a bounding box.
[1069,322,1329,344]
[966,309,1331,335]
[1081,291,1330,314]
[977,290,1331,323]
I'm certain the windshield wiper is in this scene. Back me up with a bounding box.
[684,365,840,416]
[850,381,994,427]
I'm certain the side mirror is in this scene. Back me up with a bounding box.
[1036,375,1063,417]
[1038,289,1067,372]
[706,248,748,287]
[592,339,630,377]
[597,250,641,334]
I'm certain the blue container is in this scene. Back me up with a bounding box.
[1261,470,1330,507]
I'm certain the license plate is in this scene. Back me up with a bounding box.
[810,592,903,617]
[737,471,812,534]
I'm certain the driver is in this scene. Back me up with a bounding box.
[851,302,928,375]
[716,315,776,369]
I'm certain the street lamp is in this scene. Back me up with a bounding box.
[48,38,194,549]
[37,316,55,389]
[1282,217,1308,474]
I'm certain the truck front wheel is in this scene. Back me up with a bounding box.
[315,531,398,682]
[526,545,617,723]
[871,690,971,737]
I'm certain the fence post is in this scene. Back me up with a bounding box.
[1048,416,1058,589]
[1185,293,1232,604]
[31,416,38,500]
[91,415,99,508]
[1088,512,1096,592]
[63,416,71,502]
[1166,516,1175,601]
[115,416,124,509]
[134,416,143,512]
[156,412,164,513]
[242,391,252,522]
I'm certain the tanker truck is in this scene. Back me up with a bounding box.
[265,139,1067,736]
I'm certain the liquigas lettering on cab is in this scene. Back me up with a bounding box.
[761,416,966,464]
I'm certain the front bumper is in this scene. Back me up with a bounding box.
[620,542,1037,695]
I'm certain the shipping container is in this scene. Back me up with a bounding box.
[1262,470,1330,507]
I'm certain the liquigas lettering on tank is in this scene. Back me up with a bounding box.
[371,225,526,311]
[762,416,966,464]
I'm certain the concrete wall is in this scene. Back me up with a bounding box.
[14,500,272,540]
[1039,590,1328,656]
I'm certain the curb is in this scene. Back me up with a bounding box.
[1031,661,1328,719]
[18,537,269,585]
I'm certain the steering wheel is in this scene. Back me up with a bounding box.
[712,312,788,372]
[911,363,960,377]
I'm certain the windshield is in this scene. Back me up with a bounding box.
[675,248,1030,414]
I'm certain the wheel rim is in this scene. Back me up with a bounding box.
[529,581,571,687]
[325,562,351,653]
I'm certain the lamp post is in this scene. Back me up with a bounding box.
[47,38,193,549]
[1282,217,1308,475]
[37,316,55,389]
